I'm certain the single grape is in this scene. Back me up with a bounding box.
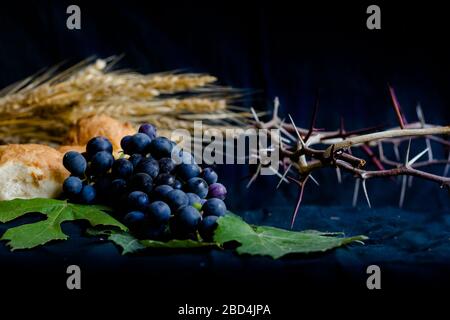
[112,158,134,179]
[152,185,173,200]
[63,176,83,195]
[158,157,175,173]
[149,137,173,159]
[129,154,143,168]
[200,167,218,185]
[63,151,87,177]
[198,215,219,241]
[127,133,152,155]
[154,173,176,186]
[186,192,201,206]
[86,136,113,156]
[185,177,208,198]
[110,178,128,197]
[165,189,189,212]
[173,179,183,190]
[202,198,227,217]
[138,123,157,140]
[123,211,146,228]
[129,173,153,194]
[207,182,227,200]
[127,191,150,211]
[176,163,201,181]
[90,151,114,175]
[80,184,96,204]
[120,135,132,152]
[175,205,202,233]
[147,201,171,224]
[135,157,159,178]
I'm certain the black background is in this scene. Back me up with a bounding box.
[0,0,449,315]
[0,0,448,211]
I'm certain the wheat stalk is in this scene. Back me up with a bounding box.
[0,57,248,145]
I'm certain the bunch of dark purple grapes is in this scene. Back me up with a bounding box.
[61,123,227,241]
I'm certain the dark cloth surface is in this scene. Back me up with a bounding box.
[1,205,449,292]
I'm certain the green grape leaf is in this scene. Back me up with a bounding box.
[140,238,218,249]
[87,229,146,254]
[87,229,218,255]
[214,213,368,259]
[0,199,367,258]
[0,198,127,250]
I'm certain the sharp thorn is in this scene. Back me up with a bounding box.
[408,175,414,188]
[416,103,425,127]
[393,143,400,161]
[408,147,429,167]
[378,141,384,159]
[290,176,309,229]
[405,139,412,165]
[336,167,342,184]
[276,163,292,189]
[305,95,319,142]
[268,166,289,183]
[246,164,261,188]
[399,175,407,208]
[288,114,305,147]
[340,116,345,135]
[273,97,280,119]
[280,137,291,144]
[362,179,372,208]
[250,107,260,123]
[389,85,406,129]
[279,120,297,141]
[309,174,320,186]
[425,138,433,161]
[352,178,360,207]
[444,153,450,177]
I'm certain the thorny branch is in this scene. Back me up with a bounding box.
[248,89,450,228]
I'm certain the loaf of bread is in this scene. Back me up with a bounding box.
[0,144,69,200]
[0,115,136,200]
[65,114,136,153]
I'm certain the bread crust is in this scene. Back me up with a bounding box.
[0,144,68,181]
[0,144,69,200]
[57,145,86,154]
[0,115,136,200]
[65,114,135,152]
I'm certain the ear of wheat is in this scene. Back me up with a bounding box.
[0,57,250,145]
